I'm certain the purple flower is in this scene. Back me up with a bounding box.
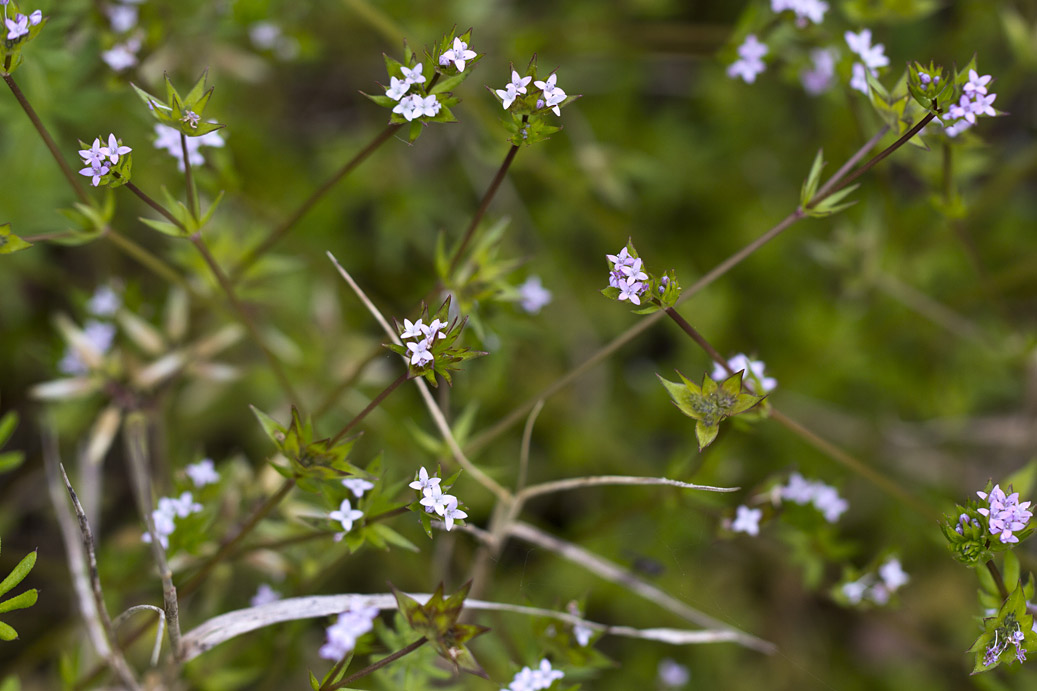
[5,14,29,41]
[79,162,110,187]
[978,484,1033,543]
[439,37,476,72]
[101,133,132,165]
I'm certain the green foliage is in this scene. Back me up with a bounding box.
[657,370,764,450]
[0,224,31,255]
[390,581,489,679]
[132,70,225,137]
[0,2,47,75]
[0,538,38,641]
[0,400,25,473]
[969,581,1037,673]
[386,297,486,387]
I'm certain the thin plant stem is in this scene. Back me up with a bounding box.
[325,638,428,690]
[313,345,387,418]
[123,413,183,661]
[518,400,545,493]
[446,143,521,276]
[986,559,1010,602]
[663,307,728,365]
[189,232,303,405]
[232,123,403,280]
[104,228,195,293]
[180,132,199,220]
[124,181,186,229]
[2,71,89,204]
[811,126,890,203]
[329,371,408,445]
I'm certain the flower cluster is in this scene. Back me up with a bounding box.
[507,659,564,691]
[606,246,650,305]
[845,29,889,94]
[978,484,1032,544]
[771,0,828,27]
[399,317,447,369]
[983,616,1029,667]
[410,466,467,531]
[100,0,143,72]
[3,6,40,41]
[779,472,848,523]
[944,69,997,137]
[711,354,777,395]
[318,598,380,661]
[141,491,202,549]
[727,34,768,84]
[185,458,219,488]
[77,133,132,188]
[328,498,364,541]
[731,504,763,536]
[840,558,909,606]
[154,124,225,173]
[493,67,569,118]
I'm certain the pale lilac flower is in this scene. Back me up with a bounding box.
[772,0,828,26]
[392,93,422,121]
[518,275,552,314]
[878,558,909,591]
[5,14,28,40]
[399,318,427,340]
[780,472,815,504]
[657,659,690,687]
[249,21,282,50]
[801,48,835,95]
[441,495,467,531]
[408,466,441,495]
[844,29,888,70]
[963,69,992,96]
[415,94,441,118]
[711,353,777,393]
[87,285,121,316]
[508,658,564,691]
[250,583,282,607]
[342,477,374,498]
[496,69,532,109]
[107,5,138,33]
[28,10,42,25]
[727,34,768,85]
[102,40,140,72]
[143,492,201,549]
[946,94,973,123]
[731,505,762,536]
[318,600,379,660]
[618,257,648,283]
[185,458,219,487]
[79,138,108,168]
[181,110,201,129]
[616,277,645,305]
[813,485,848,522]
[419,486,454,516]
[83,320,116,353]
[79,162,110,187]
[422,318,448,340]
[944,119,972,138]
[850,62,871,94]
[971,92,997,118]
[101,133,131,164]
[406,337,434,367]
[841,578,869,604]
[439,36,476,72]
[385,76,410,101]
[533,73,567,115]
[779,472,848,522]
[400,63,425,85]
[328,498,364,540]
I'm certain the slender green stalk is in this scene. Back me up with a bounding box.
[323,638,428,691]
[124,181,186,229]
[986,559,1010,602]
[2,71,89,204]
[329,371,408,445]
[104,229,195,294]
[446,143,521,276]
[231,123,403,280]
[180,132,199,220]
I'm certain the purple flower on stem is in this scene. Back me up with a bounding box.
[79,162,110,187]
[439,37,476,72]
[5,14,29,41]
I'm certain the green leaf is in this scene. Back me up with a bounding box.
[0,550,35,598]
[139,217,187,238]
[800,149,824,207]
[308,670,319,690]
[0,590,37,615]
[0,411,17,449]
[695,421,719,450]
[184,70,210,108]
[0,621,17,641]
[1004,552,1021,591]
[0,453,24,474]
[370,523,419,552]
[0,225,32,255]
[250,405,286,449]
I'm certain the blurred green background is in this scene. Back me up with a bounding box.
[2,0,1037,688]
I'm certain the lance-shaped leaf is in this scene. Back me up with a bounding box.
[0,224,32,255]
[0,541,37,641]
[390,581,489,678]
[657,370,764,450]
